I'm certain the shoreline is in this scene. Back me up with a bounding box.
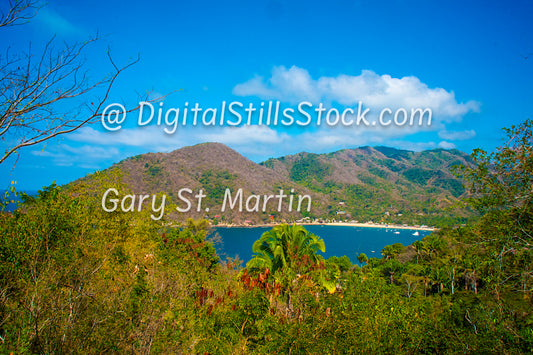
[213,221,437,232]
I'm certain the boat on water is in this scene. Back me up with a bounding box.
[412,231,420,236]
[394,231,400,235]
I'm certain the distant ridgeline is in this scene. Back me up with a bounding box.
[75,143,475,227]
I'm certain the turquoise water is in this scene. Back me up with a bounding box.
[209,225,432,264]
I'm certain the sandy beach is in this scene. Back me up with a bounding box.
[323,221,436,231]
[214,221,437,232]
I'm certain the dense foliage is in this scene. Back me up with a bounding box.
[274,147,473,227]
[0,120,532,353]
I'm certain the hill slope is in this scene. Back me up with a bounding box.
[86,143,473,226]
[262,145,473,225]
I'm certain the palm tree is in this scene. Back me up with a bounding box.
[247,224,325,275]
[357,252,368,268]
[431,266,448,293]
[246,224,337,293]
[382,243,403,260]
[424,235,446,260]
[413,240,424,264]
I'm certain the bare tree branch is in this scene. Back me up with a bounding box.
[0,0,40,28]
[0,1,158,165]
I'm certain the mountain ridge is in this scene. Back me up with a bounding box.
[82,142,473,226]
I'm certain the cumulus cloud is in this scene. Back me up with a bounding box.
[233,66,480,123]
[438,141,457,149]
[234,66,321,103]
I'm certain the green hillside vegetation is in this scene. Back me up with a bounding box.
[199,169,238,205]
[289,153,332,185]
[94,141,474,227]
[1,120,531,353]
[262,146,473,227]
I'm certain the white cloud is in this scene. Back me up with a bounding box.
[233,76,280,100]
[70,125,286,150]
[438,129,476,141]
[438,141,457,149]
[234,66,321,103]
[233,66,480,123]
[31,144,121,167]
[285,125,436,154]
[69,126,179,148]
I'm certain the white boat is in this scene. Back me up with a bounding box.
[394,231,400,235]
[412,231,420,236]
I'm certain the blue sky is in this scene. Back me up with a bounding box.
[1,0,532,190]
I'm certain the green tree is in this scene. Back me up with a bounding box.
[357,252,368,268]
[456,119,533,295]
[458,119,533,217]
[382,259,406,284]
[423,234,446,260]
[245,224,339,294]
[247,224,325,275]
[328,255,353,272]
[413,240,424,264]
[162,218,219,270]
[381,243,403,260]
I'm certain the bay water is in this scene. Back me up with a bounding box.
[209,224,432,264]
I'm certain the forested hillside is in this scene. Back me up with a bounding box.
[87,142,473,226]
